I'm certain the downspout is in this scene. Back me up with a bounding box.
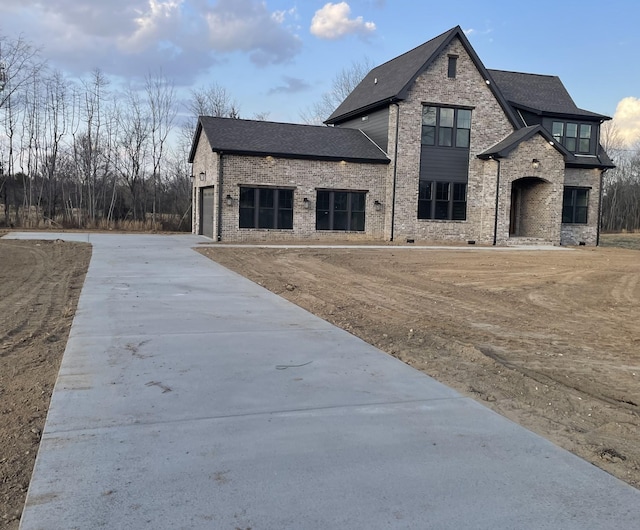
[390,103,400,242]
[492,157,501,246]
[596,168,606,246]
[217,151,224,242]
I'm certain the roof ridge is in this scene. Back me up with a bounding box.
[489,69,559,79]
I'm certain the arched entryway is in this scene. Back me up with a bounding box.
[509,177,553,239]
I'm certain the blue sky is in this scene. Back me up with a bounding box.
[1,0,639,143]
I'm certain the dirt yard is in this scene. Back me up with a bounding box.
[198,239,640,490]
[0,237,90,528]
[1,233,638,526]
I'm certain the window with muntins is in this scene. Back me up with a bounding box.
[418,181,467,220]
[552,121,593,153]
[239,187,293,229]
[562,187,589,224]
[422,106,472,148]
[316,190,366,231]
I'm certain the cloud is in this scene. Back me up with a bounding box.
[310,2,376,40]
[268,76,311,95]
[611,97,640,146]
[205,0,301,66]
[0,0,302,82]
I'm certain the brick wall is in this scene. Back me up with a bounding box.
[561,168,602,246]
[190,133,219,237]
[192,148,388,241]
[387,37,515,243]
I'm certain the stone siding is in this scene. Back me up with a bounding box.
[387,37,515,243]
[561,168,602,246]
[193,152,388,241]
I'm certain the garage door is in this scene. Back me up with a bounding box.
[200,187,215,239]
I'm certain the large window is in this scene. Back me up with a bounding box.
[422,106,472,148]
[239,187,293,229]
[562,187,589,224]
[552,121,592,153]
[418,181,467,220]
[316,190,366,231]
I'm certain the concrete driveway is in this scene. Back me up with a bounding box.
[7,232,640,529]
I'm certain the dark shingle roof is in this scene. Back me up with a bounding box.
[189,116,389,164]
[325,26,519,127]
[325,27,457,123]
[478,124,615,169]
[477,125,559,159]
[487,69,609,120]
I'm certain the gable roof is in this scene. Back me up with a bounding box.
[487,69,609,120]
[478,124,615,169]
[325,26,519,127]
[188,116,389,164]
[477,125,566,159]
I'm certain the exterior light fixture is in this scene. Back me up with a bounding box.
[225,194,233,206]
[190,175,195,184]
[374,200,383,212]
[532,159,540,169]
[303,197,310,209]
[199,171,206,181]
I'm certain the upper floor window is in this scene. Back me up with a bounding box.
[422,106,472,148]
[552,121,592,153]
[447,55,458,78]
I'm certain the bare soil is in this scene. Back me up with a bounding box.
[198,240,640,489]
[0,237,90,528]
[1,232,638,526]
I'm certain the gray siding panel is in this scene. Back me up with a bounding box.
[338,107,390,152]
[420,147,469,182]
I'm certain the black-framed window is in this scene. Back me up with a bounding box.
[562,187,589,224]
[239,187,293,229]
[418,181,467,220]
[316,190,366,231]
[422,106,472,148]
[552,121,593,153]
[447,55,458,78]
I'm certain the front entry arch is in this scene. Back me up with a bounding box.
[509,177,552,239]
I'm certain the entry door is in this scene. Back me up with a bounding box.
[200,186,215,239]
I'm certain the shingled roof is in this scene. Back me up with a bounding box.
[487,70,609,120]
[188,116,390,164]
[325,26,518,127]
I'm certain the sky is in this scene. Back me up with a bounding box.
[0,0,639,145]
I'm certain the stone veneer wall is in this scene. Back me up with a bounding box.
[193,152,388,241]
[387,37,515,243]
[560,167,603,246]
[495,135,565,245]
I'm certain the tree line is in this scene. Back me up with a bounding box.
[600,123,640,233]
[1,30,638,234]
[0,33,249,231]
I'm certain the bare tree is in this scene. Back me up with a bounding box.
[300,57,374,125]
[146,71,176,228]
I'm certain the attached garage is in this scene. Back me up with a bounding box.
[199,186,215,239]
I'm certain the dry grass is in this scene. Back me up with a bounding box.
[600,232,640,251]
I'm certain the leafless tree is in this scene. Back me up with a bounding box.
[300,57,374,125]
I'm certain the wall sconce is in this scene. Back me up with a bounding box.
[374,200,383,212]
[199,171,206,181]
[225,194,233,206]
[532,159,540,169]
[190,175,195,184]
[303,197,310,209]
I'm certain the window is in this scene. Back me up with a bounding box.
[562,187,589,224]
[422,106,472,148]
[239,187,293,229]
[316,190,366,231]
[448,55,458,78]
[552,121,593,153]
[418,181,466,220]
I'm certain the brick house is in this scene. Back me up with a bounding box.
[189,26,613,245]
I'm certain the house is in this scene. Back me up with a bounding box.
[189,26,614,245]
